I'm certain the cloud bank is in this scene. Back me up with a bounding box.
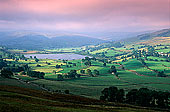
[0,0,169,32]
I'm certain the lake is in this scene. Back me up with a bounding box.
[24,53,88,60]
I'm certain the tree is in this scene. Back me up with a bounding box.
[100,86,124,102]
[139,58,146,65]
[53,70,56,74]
[108,86,118,102]
[156,91,170,108]
[36,64,41,67]
[136,88,152,106]
[73,63,76,66]
[126,89,138,104]
[84,61,91,66]
[64,90,69,94]
[80,70,85,74]
[35,58,39,63]
[87,69,93,76]
[108,65,117,75]
[157,71,166,77]
[67,70,79,79]
[0,68,13,78]
[56,65,61,68]
[57,74,63,81]
[101,86,170,108]
[0,59,7,69]
[116,89,125,102]
[22,64,29,71]
[103,63,106,66]
[93,69,99,76]
[27,70,45,79]
[85,57,90,61]
[100,88,109,101]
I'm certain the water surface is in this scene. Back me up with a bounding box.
[24,53,88,60]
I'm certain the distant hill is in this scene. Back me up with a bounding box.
[122,28,170,44]
[137,28,170,40]
[0,32,106,50]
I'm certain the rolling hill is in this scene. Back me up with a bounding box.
[0,32,106,50]
[122,28,170,44]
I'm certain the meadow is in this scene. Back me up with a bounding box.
[4,43,170,99]
[12,56,170,99]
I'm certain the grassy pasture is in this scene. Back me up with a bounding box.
[118,70,170,91]
[123,59,157,76]
[147,56,167,61]
[105,50,123,57]
[5,44,170,100]
[145,60,170,75]
[31,73,126,99]
[0,77,42,90]
[156,48,170,53]
[90,48,109,54]
[13,55,170,99]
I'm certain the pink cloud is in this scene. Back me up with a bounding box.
[0,0,169,32]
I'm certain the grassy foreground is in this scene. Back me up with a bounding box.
[0,85,166,112]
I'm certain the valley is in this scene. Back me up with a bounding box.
[1,28,170,111]
[0,0,170,111]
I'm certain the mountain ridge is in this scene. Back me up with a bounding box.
[0,32,106,50]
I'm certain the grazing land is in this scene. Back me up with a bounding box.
[1,29,170,111]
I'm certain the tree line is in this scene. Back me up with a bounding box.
[100,86,170,108]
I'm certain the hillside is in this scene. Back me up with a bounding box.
[0,32,105,50]
[138,28,170,40]
[122,28,170,44]
[137,37,170,45]
[0,84,165,112]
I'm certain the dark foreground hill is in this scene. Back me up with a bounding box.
[0,84,167,112]
[0,32,105,50]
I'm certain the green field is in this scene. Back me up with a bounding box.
[7,45,169,100]
[2,42,170,102]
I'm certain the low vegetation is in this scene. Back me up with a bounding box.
[1,29,170,111]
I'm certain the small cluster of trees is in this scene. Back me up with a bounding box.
[65,70,80,79]
[132,45,170,62]
[157,71,166,77]
[29,56,39,62]
[108,65,117,76]
[0,68,13,78]
[57,69,82,80]
[27,71,45,79]
[57,74,63,81]
[0,59,7,69]
[100,86,124,102]
[80,70,85,74]
[85,69,100,77]
[100,86,170,108]
[56,64,61,68]
[82,57,91,66]
[4,64,29,73]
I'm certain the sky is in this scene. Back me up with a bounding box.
[0,0,169,33]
